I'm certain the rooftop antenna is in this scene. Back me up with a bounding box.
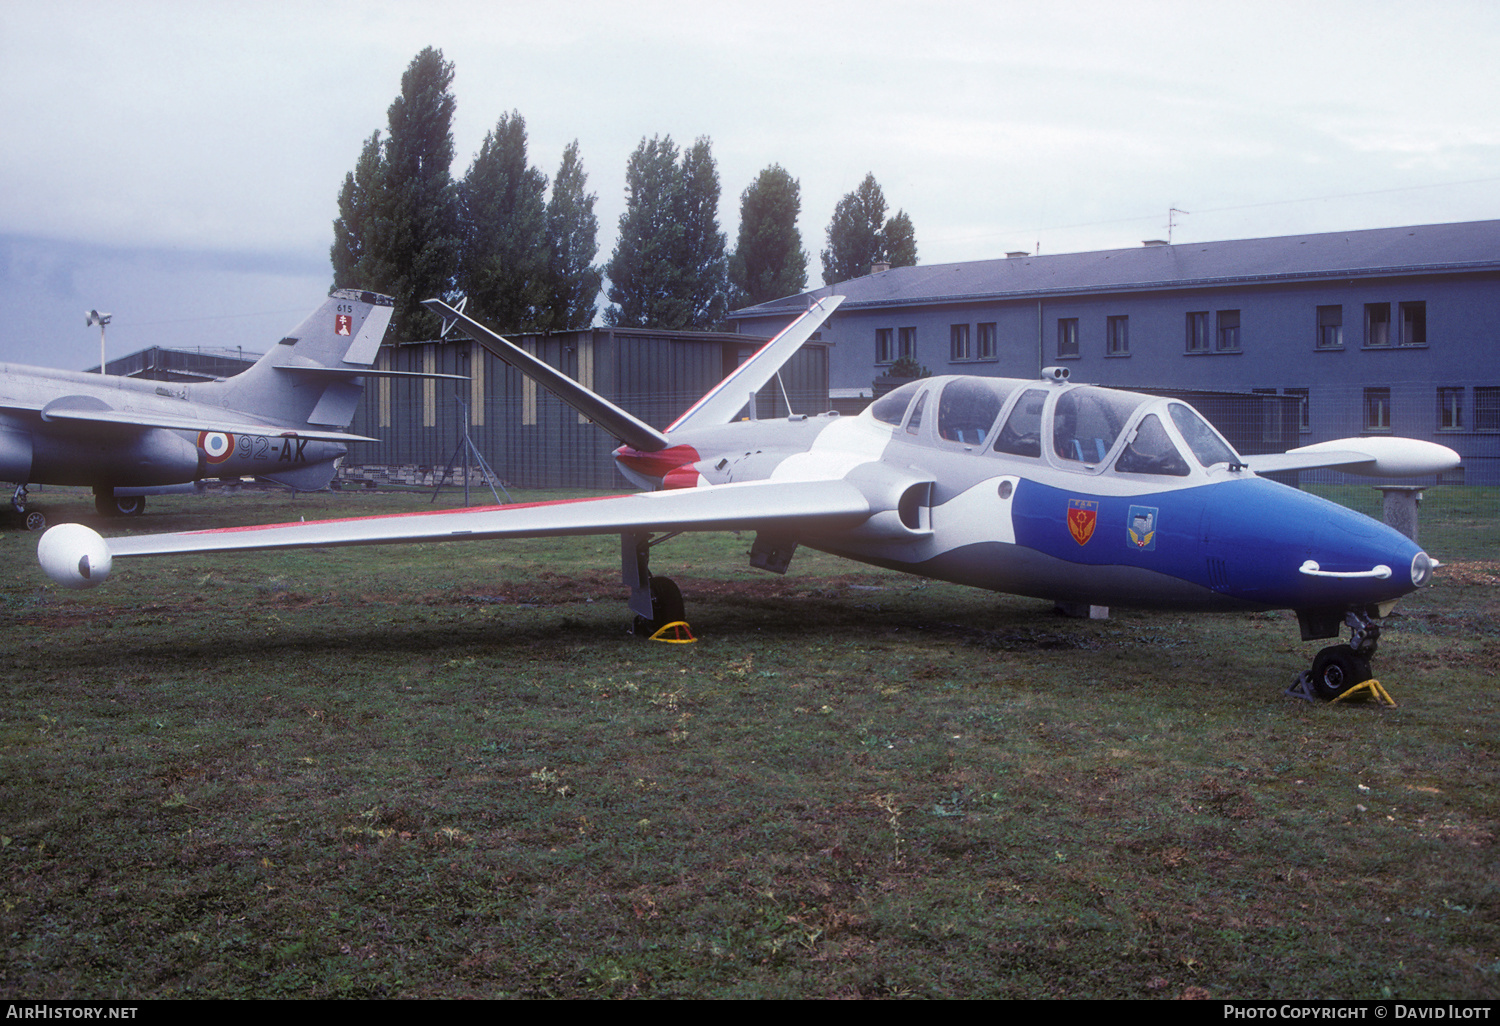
[85,309,112,374]
[1168,207,1189,244]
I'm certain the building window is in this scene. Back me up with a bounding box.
[1477,388,1500,432]
[1217,310,1241,351]
[1317,305,1343,349]
[950,323,971,361]
[977,322,997,360]
[1186,311,1209,353]
[1284,387,1310,433]
[1364,387,1391,431]
[876,328,893,364]
[1365,303,1391,347]
[898,327,917,361]
[1400,301,1427,346]
[1438,387,1463,430]
[1057,318,1079,358]
[1106,315,1129,356]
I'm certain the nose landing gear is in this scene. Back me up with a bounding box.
[1289,610,1392,703]
[10,485,45,532]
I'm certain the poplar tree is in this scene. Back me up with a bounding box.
[543,140,603,331]
[330,131,387,291]
[819,173,918,285]
[328,47,460,343]
[883,209,918,268]
[678,137,729,329]
[605,135,728,330]
[728,163,807,309]
[458,110,548,331]
[820,173,887,285]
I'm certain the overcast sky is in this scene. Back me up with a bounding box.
[4,0,1498,369]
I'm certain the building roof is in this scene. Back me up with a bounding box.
[732,219,1500,317]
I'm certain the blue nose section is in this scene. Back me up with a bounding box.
[1203,479,1426,609]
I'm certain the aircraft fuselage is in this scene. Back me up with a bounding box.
[615,375,1430,621]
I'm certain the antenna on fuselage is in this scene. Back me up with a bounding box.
[85,309,112,374]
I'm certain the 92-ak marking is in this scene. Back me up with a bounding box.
[234,435,311,462]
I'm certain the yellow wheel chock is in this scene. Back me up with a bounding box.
[1286,675,1396,706]
[1330,678,1396,707]
[648,621,696,643]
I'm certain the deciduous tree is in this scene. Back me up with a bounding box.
[331,131,387,292]
[542,140,602,331]
[819,173,919,284]
[605,135,729,330]
[821,173,887,285]
[883,209,918,268]
[328,47,461,343]
[729,164,807,309]
[458,111,548,331]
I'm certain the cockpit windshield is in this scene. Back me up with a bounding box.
[1168,402,1240,468]
[937,378,1017,444]
[1114,413,1190,476]
[869,381,923,426]
[1052,387,1149,464]
[994,388,1047,457]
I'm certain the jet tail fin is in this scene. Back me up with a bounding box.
[217,290,395,432]
[666,295,843,432]
[421,295,844,449]
[262,289,394,370]
[421,298,673,452]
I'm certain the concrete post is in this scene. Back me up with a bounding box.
[1376,485,1426,543]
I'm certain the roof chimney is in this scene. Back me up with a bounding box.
[1006,251,1029,259]
[870,261,891,274]
[1142,239,1169,247]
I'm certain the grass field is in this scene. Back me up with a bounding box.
[1,486,1496,999]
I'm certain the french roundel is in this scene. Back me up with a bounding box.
[199,431,233,464]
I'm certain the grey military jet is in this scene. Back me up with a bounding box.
[1,289,395,528]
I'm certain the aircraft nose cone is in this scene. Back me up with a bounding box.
[1306,500,1427,602]
[1410,550,1433,589]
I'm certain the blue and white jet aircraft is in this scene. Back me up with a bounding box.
[38,295,1460,699]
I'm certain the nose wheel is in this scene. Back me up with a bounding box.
[9,485,45,531]
[1290,610,1382,702]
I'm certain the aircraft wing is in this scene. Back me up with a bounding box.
[1243,437,1460,477]
[38,479,875,587]
[37,404,380,444]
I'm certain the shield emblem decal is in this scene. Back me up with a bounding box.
[1067,499,1097,545]
[1128,505,1158,551]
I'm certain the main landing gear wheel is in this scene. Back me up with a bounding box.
[95,494,146,517]
[1309,644,1372,701]
[633,576,684,637]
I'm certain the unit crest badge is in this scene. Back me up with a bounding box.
[1067,498,1098,545]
